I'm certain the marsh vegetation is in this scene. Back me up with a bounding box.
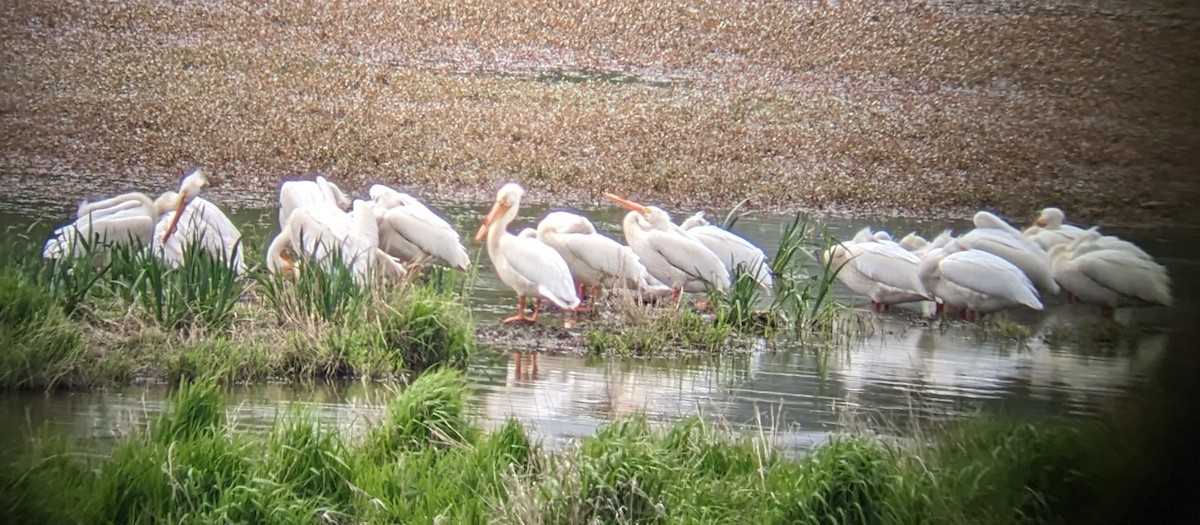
[0,368,1164,524]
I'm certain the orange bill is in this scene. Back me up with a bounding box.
[1034,220,1047,228]
[475,200,507,242]
[161,191,190,242]
[602,192,650,214]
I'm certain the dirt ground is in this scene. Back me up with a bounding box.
[2,0,1198,227]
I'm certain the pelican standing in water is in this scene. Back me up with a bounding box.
[917,240,1043,321]
[955,211,1060,295]
[476,183,580,324]
[823,235,930,312]
[1049,230,1173,318]
[679,211,773,291]
[1023,207,1089,250]
[604,193,730,301]
[369,184,471,272]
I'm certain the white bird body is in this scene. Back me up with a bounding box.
[956,227,1060,295]
[267,199,389,283]
[1022,207,1090,251]
[153,195,245,273]
[1049,232,1172,313]
[45,170,208,261]
[278,176,350,229]
[44,194,166,259]
[899,232,928,253]
[679,212,773,291]
[605,197,731,296]
[535,211,669,296]
[476,184,580,323]
[369,185,471,271]
[825,237,930,309]
[918,242,1043,318]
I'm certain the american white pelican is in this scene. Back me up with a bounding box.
[956,211,1060,295]
[44,170,206,260]
[603,193,731,301]
[917,241,1043,321]
[475,183,580,323]
[899,232,928,253]
[153,192,245,273]
[535,211,670,308]
[267,199,398,283]
[679,211,773,291]
[369,184,470,271]
[1022,207,1090,251]
[278,175,351,229]
[823,235,930,312]
[1049,231,1172,317]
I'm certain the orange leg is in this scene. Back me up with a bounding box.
[528,297,542,323]
[671,288,683,307]
[1101,305,1115,319]
[963,308,979,322]
[502,295,534,324]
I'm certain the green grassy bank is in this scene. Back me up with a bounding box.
[0,368,1167,524]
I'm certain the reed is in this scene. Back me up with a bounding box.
[0,268,85,390]
[131,236,244,334]
[255,240,368,325]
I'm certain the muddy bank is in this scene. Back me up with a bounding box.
[2,1,1199,226]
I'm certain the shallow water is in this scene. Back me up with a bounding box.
[1,196,1195,454]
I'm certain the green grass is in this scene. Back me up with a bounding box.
[585,307,733,356]
[0,370,1141,525]
[0,232,475,390]
[0,268,85,390]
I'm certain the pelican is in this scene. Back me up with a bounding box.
[1023,207,1090,250]
[475,183,580,324]
[267,199,398,283]
[823,235,930,312]
[679,211,773,291]
[153,191,245,273]
[44,170,206,260]
[899,232,928,253]
[603,193,731,301]
[278,175,351,228]
[956,211,1060,295]
[917,240,1043,321]
[368,184,471,271]
[1049,231,1172,317]
[535,211,670,308]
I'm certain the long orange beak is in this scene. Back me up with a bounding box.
[602,192,650,214]
[475,201,507,242]
[161,191,190,242]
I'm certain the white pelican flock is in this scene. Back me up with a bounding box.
[44,174,1175,325]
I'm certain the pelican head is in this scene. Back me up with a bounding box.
[900,232,928,252]
[680,211,708,230]
[604,192,678,230]
[1034,207,1065,228]
[161,169,207,242]
[476,183,524,242]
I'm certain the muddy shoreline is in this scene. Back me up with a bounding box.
[3,1,1199,227]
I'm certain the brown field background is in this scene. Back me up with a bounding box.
[2,0,1198,225]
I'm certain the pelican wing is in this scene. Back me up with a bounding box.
[500,235,580,308]
[556,233,645,283]
[539,212,597,235]
[850,242,926,295]
[643,229,730,288]
[380,207,470,270]
[686,225,773,288]
[941,251,1041,309]
[1076,250,1173,306]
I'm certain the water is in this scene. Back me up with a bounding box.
[1,196,1195,454]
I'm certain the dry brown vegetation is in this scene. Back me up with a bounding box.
[2,0,1198,225]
